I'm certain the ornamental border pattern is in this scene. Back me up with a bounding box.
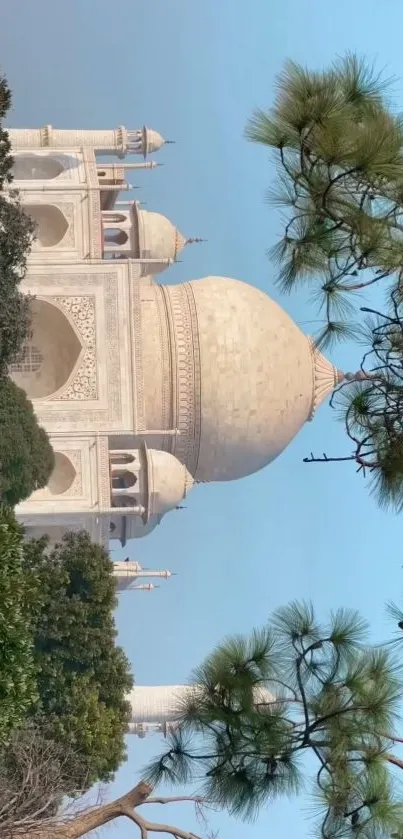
[105,274,121,417]
[97,436,112,509]
[51,295,98,401]
[156,285,172,435]
[83,152,102,259]
[36,273,122,425]
[130,264,146,432]
[161,283,201,475]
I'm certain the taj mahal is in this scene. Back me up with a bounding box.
[8,121,344,554]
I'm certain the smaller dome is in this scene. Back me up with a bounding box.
[142,126,173,157]
[133,205,188,266]
[143,444,193,520]
[123,513,163,543]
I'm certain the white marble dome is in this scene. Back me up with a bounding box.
[166,276,341,483]
[144,446,194,519]
[142,127,167,156]
[133,206,187,269]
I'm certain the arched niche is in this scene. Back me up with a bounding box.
[112,471,137,490]
[109,452,136,465]
[10,299,82,399]
[47,453,77,495]
[104,228,129,246]
[25,204,69,247]
[12,154,64,181]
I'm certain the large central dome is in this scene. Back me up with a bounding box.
[189,277,340,481]
[139,276,342,483]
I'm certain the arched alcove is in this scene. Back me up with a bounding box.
[25,204,69,247]
[112,471,137,490]
[10,299,82,399]
[12,154,64,180]
[109,452,136,465]
[47,453,77,495]
[104,228,129,246]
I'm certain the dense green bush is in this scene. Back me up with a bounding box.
[0,506,37,740]
[23,530,134,789]
[0,377,54,505]
[0,73,35,371]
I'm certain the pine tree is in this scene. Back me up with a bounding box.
[145,601,403,838]
[246,55,403,511]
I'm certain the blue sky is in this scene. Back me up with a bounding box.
[2,1,403,837]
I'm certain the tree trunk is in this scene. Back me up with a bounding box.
[22,781,152,839]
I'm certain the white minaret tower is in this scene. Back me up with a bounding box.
[126,685,274,738]
[113,561,176,591]
[8,125,173,158]
[126,685,194,738]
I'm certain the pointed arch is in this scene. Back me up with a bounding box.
[25,204,69,247]
[12,154,64,180]
[112,471,137,489]
[10,299,82,399]
[109,452,136,465]
[104,228,129,246]
[47,453,77,495]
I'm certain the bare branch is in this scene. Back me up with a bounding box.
[125,807,204,839]
[144,796,203,806]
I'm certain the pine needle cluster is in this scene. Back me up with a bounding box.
[246,55,403,511]
[144,602,403,838]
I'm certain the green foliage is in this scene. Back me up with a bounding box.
[0,73,35,370]
[145,601,403,837]
[246,54,403,511]
[23,530,133,790]
[245,54,403,347]
[0,376,54,505]
[0,505,37,741]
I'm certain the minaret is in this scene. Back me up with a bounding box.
[113,561,176,591]
[8,125,171,158]
[129,583,160,592]
[125,685,274,737]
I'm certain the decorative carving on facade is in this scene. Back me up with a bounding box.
[156,285,172,434]
[130,263,146,432]
[51,295,98,401]
[307,338,342,421]
[36,275,122,425]
[98,436,112,508]
[105,275,122,415]
[161,282,202,475]
[83,152,102,259]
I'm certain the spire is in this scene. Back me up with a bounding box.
[165,140,176,144]
[113,562,176,581]
[120,161,163,170]
[186,237,206,245]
